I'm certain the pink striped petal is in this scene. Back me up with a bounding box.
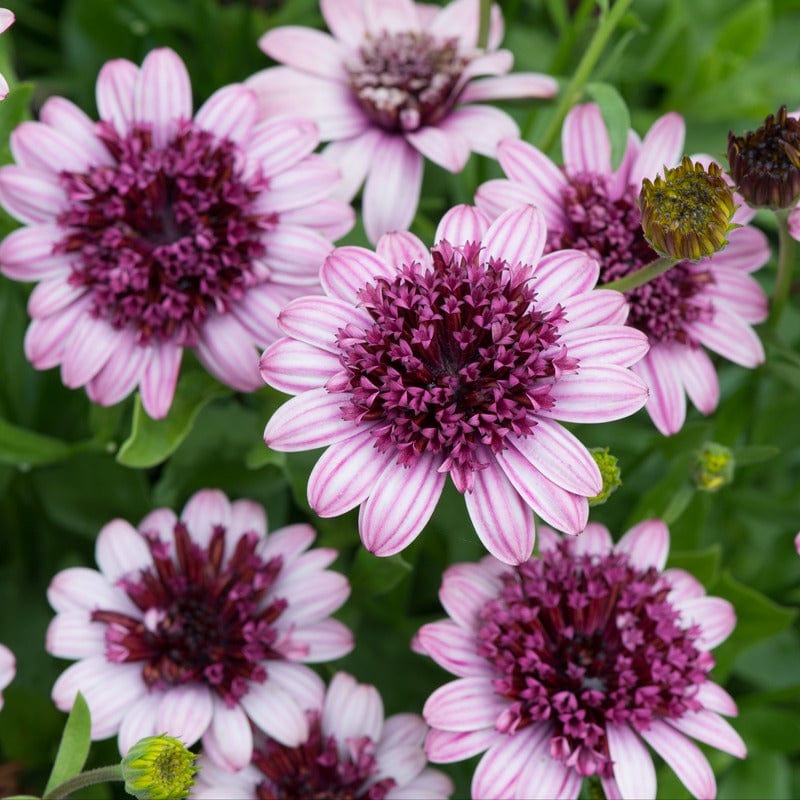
[323,129,383,201]
[461,73,559,103]
[639,719,715,800]
[435,203,491,245]
[24,298,90,369]
[664,568,706,604]
[231,498,267,538]
[246,119,322,181]
[532,250,600,308]
[616,519,669,570]
[259,26,348,80]
[629,112,685,187]
[425,727,498,763]
[46,612,106,659]
[439,105,519,158]
[497,138,569,230]
[709,225,770,273]
[157,684,214,746]
[47,566,139,615]
[323,672,383,745]
[0,166,66,223]
[472,725,550,800]
[280,198,355,241]
[495,448,588,535]
[363,136,424,243]
[514,734,582,799]
[28,278,84,317]
[240,680,309,746]
[601,775,623,800]
[118,693,160,754]
[563,103,611,177]
[675,596,736,649]
[459,50,513,83]
[693,682,738,717]
[278,295,366,354]
[95,518,151,582]
[260,338,340,394]
[194,84,258,144]
[572,522,613,556]
[687,311,764,368]
[544,365,648,423]
[559,290,629,331]
[0,9,14,34]
[406,124,471,171]
[788,206,800,242]
[380,714,427,751]
[607,723,656,800]
[277,569,350,626]
[359,455,446,556]
[11,122,98,173]
[284,619,353,662]
[415,620,492,678]
[202,696,253,771]
[261,224,333,282]
[423,677,505,731]
[86,329,148,407]
[258,523,315,563]
[0,224,74,281]
[320,0,366,46]
[536,525,560,553]
[35,99,98,153]
[138,507,178,541]
[672,344,719,415]
[231,283,295,345]
[373,744,426,786]
[474,178,540,220]
[181,489,232,549]
[428,0,481,47]
[320,245,394,303]
[438,561,504,630]
[608,130,642,200]
[633,347,687,435]
[308,426,394,516]
[262,662,325,717]
[139,340,182,420]
[377,230,432,271]
[668,709,746,758]
[96,59,138,133]
[482,205,546,268]
[560,325,649,368]
[135,48,192,148]
[510,418,602,496]
[264,389,354,451]
[707,268,767,323]
[364,0,419,33]
[195,314,262,392]
[464,461,536,564]
[61,315,120,388]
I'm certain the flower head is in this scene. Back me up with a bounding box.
[417,521,744,800]
[247,0,557,242]
[0,9,14,100]
[728,105,800,209]
[477,103,770,436]
[193,672,453,800]
[122,735,197,800]
[46,489,353,769]
[260,204,648,564]
[0,643,15,710]
[0,47,353,419]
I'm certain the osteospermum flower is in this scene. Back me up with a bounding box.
[0,48,353,419]
[0,9,14,100]
[260,204,648,564]
[0,643,15,709]
[248,0,557,243]
[476,102,771,436]
[46,489,353,770]
[193,672,453,800]
[417,521,745,800]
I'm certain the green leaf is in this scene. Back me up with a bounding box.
[44,692,91,795]
[245,442,287,471]
[667,545,721,586]
[718,752,793,799]
[350,550,413,598]
[734,444,781,466]
[0,417,77,467]
[116,371,230,468]
[585,81,631,169]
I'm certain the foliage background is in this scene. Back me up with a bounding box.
[0,0,799,797]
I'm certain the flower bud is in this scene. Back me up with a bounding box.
[588,447,622,506]
[121,735,197,800]
[690,442,735,492]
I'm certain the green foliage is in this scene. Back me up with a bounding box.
[44,693,91,796]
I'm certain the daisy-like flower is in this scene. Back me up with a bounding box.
[0,47,353,419]
[193,672,453,800]
[417,521,745,800]
[46,489,353,770]
[248,0,557,243]
[476,102,771,436]
[0,643,15,710]
[0,9,14,100]
[260,204,649,564]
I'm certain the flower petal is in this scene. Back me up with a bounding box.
[139,340,182,420]
[481,204,546,268]
[406,124,471,172]
[563,103,611,176]
[320,0,366,47]
[514,734,582,800]
[474,178,541,221]
[202,697,253,772]
[615,519,669,571]
[377,230,432,271]
[320,245,395,303]
[134,48,192,148]
[11,121,98,173]
[461,73,559,104]
[675,596,736,650]
[181,489,232,549]
[157,684,214,747]
[323,672,383,745]
[258,26,348,81]
[46,612,106,659]
[667,709,746,758]
[629,112,685,188]
[438,561,504,630]
[607,722,656,800]
[435,203,491,245]
[0,166,66,224]
[118,693,160,755]
[323,129,384,201]
[686,311,764,368]
[259,338,340,395]
[195,314,262,392]
[240,680,309,746]
[95,518,152,583]
[438,104,519,158]
[96,58,139,134]
[194,84,258,144]
[277,295,366,354]
[531,250,600,309]
[425,727,497,763]
[423,677,505,732]
[415,620,492,678]
[560,325,649,368]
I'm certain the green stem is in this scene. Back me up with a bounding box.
[600,256,677,293]
[769,208,796,327]
[477,0,492,49]
[44,765,124,800]
[536,0,634,154]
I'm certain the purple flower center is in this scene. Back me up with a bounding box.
[549,173,714,345]
[345,31,468,132]
[56,121,270,346]
[253,713,396,800]
[335,241,578,486]
[92,521,287,706]
[476,541,712,779]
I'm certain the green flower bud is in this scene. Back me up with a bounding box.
[588,447,622,506]
[690,442,735,492]
[121,735,197,800]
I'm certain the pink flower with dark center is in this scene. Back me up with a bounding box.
[0,9,14,100]
[0,643,15,710]
[193,672,452,800]
[247,0,557,243]
[46,489,353,769]
[417,521,745,800]
[0,47,353,418]
[476,103,771,436]
[260,204,649,564]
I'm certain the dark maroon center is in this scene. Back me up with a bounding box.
[92,522,286,706]
[334,241,578,487]
[254,714,395,800]
[345,31,468,132]
[548,173,714,345]
[477,541,712,778]
[56,121,271,346]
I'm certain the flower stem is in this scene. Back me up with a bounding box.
[599,256,677,293]
[43,765,124,800]
[769,208,795,327]
[536,0,634,155]
[477,0,492,49]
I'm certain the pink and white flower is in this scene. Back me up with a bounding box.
[0,9,14,100]
[248,0,557,243]
[260,204,649,564]
[46,489,353,769]
[0,643,15,709]
[417,521,745,800]
[477,102,770,436]
[0,47,353,419]
[194,672,452,799]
